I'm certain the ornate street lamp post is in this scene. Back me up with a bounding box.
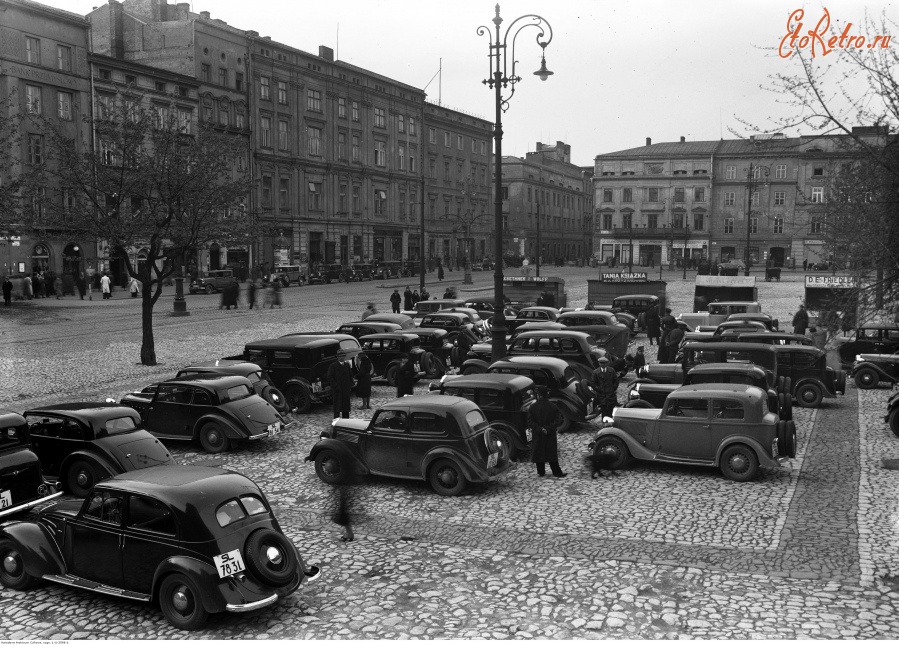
[480,4,554,361]
[744,163,770,276]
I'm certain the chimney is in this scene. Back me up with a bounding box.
[246,30,259,37]
[646,137,651,146]
[680,136,685,143]
[175,2,189,19]
[199,10,210,19]
[319,46,334,61]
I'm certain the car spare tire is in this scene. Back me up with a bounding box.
[786,420,797,458]
[262,386,290,415]
[776,420,787,457]
[244,529,298,588]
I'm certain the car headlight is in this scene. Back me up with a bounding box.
[628,389,640,400]
[856,355,863,362]
[601,416,614,427]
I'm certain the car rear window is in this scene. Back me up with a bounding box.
[224,384,253,401]
[246,371,263,383]
[463,409,488,435]
[713,400,745,420]
[104,416,137,434]
[215,495,268,528]
[665,398,709,419]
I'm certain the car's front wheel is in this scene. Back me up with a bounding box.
[795,382,823,407]
[0,539,37,590]
[421,352,446,378]
[204,284,214,295]
[889,408,899,438]
[385,364,399,387]
[199,422,229,454]
[719,444,759,482]
[593,436,630,470]
[244,529,298,587]
[854,367,879,389]
[429,458,467,496]
[159,573,209,631]
[314,449,348,485]
[65,459,100,497]
[286,384,312,414]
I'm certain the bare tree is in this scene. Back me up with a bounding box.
[25,93,252,365]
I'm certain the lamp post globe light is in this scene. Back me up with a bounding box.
[480,3,554,361]
[744,163,770,276]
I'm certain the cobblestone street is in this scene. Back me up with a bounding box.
[1,267,898,639]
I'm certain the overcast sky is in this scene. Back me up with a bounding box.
[42,0,896,166]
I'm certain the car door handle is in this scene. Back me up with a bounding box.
[367,430,373,434]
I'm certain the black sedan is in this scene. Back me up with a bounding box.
[23,403,175,497]
[120,375,291,454]
[176,360,290,415]
[358,333,426,385]
[0,465,320,630]
[0,411,61,518]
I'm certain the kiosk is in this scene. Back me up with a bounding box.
[587,272,667,312]
[503,276,566,308]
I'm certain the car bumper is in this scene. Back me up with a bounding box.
[226,593,279,613]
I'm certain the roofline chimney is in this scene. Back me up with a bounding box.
[646,137,651,146]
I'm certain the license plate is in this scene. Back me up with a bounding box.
[213,549,246,578]
[312,382,321,393]
[267,422,281,436]
[0,490,11,509]
[526,428,532,442]
[487,452,498,469]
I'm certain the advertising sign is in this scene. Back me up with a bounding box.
[600,272,648,282]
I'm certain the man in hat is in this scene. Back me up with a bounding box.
[792,304,809,336]
[527,387,566,478]
[591,355,619,419]
[390,289,402,314]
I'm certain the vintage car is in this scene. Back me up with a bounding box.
[627,363,792,421]
[884,389,899,438]
[735,332,814,347]
[189,269,237,295]
[0,411,62,519]
[120,375,289,454]
[772,345,846,406]
[640,342,781,389]
[852,351,899,389]
[506,306,562,333]
[334,321,403,339]
[269,265,306,287]
[418,312,478,344]
[726,312,780,331]
[365,312,416,330]
[589,383,794,481]
[717,259,747,276]
[837,323,899,367]
[677,301,762,331]
[374,261,402,279]
[486,357,591,432]
[278,333,363,364]
[463,296,518,320]
[349,264,375,281]
[306,395,513,496]
[402,298,466,319]
[307,263,348,284]
[428,374,535,460]
[401,261,419,277]
[0,465,320,630]
[226,337,349,413]
[176,360,290,415]
[358,333,426,385]
[401,328,453,376]
[23,404,175,497]
[440,306,490,338]
[611,294,662,326]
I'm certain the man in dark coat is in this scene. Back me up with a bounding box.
[437,264,444,281]
[403,286,413,310]
[663,323,685,364]
[590,356,619,418]
[355,354,373,409]
[792,304,809,336]
[645,306,662,346]
[327,358,354,419]
[395,353,417,397]
[527,387,566,478]
[390,289,402,314]
[543,290,556,308]
[2,277,12,306]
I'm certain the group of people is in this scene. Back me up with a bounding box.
[326,351,417,419]
[390,286,431,313]
[643,306,684,363]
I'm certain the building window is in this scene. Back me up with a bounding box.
[218,68,227,87]
[28,134,43,164]
[374,140,386,166]
[648,187,660,202]
[693,213,704,231]
[352,134,360,161]
[100,139,115,165]
[352,185,361,212]
[25,85,41,115]
[57,45,71,72]
[399,191,406,220]
[409,117,416,136]
[338,131,346,159]
[811,186,824,203]
[352,100,359,121]
[600,213,611,230]
[481,141,487,156]
[428,158,436,178]
[201,63,210,82]
[278,120,289,150]
[398,114,405,133]
[279,177,289,209]
[374,189,387,216]
[621,187,632,203]
[338,97,346,118]
[724,217,734,234]
[457,134,463,150]
[260,76,270,100]
[751,192,759,206]
[775,164,787,179]
[444,160,450,180]
[749,217,758,234]
[694,187,705,202]
[308,181,322,210]
[374,106,385,127]
[813,165,824,176]
[602,188,613,203]
[307,88,321,111]
[235,108,245,129]
[154,105,169,129]
[57,91,72,120]
[471,138,477,154]
[218,104,229,126]
[811,217,823,234]
[673,187,685,203]
[621,212,632,229]
[444,132,450,147]
[307,126,321,156]
[410,152,416,173]
[25,36,40,64]
[725,165,736,180]
[724,192,735,206]
[773,216,784,234]
[178,108,191,133]
[774,191,785,205]
[429,127,436,144]
[261,116,271,147]
[339,183,348,212]
[398,145,406,170]
[235,73,243,91]
[752,166,762,179]
[237,155,247,171]
[457,161,463,181]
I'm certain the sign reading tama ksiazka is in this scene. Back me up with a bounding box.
[600,272,648,283]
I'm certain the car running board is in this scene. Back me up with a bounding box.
[43,574,151,602]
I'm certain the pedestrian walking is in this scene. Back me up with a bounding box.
[389,289,401,314]
[792,304,809,336]
[528,387,566,478]
[645,305,661,346]
[332,484,355,542]
[803,258,808,271]
[412,289,420,305]
[361,302,378,320]
[420,287,430,301]
[403,286,413,311]
[443,287,454,299]
[356,353,373,410]
[247,279,257,309]
[632,345,646,373]
[327,357,354,419]
[23,275,32,300]
[100,273,111,300]
[437,264,444,282]
[2,276,12,306]
[664,322,685,364]
[129,276,140,298]
[269,281,282,308]
[219,282,230,309]
[76,275,87,300]
[395,352,417,397]
[591,356,619,418]
[228,281,240,309]
[53,275,62,300]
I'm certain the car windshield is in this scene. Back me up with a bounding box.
[246,371,263,383]
[463,409,489,435]
[562,367,578,385]
[583,336,597,347]
[223,384,253,401]
[103,416,137,434]
[339,340,360,353]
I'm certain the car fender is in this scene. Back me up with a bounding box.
[853,361,895,382]
[283,377,323,402]
[792,376,835,398]
[462,358,491,372]
[716,436,781,468]
[152,555,227,614]
[59,451,117,481]
[305,439,369,475]
[419,448,483,482]
[192,414,246,440]
[592,427,657,461]
[0,521,66,578]
[489,420,527,451]
[550,395,585,420]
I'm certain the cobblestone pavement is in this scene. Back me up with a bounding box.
[1,267,898,639]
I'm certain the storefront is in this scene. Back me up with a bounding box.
[373,227,404,262]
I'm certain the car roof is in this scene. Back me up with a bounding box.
[669,383,767,399]
[491,356,571,371]
[360,333,415,341]
[519,306,559,313]
[559,310,615,318]
[688,363,766,377]
[738,332,808,342]
[163,374,254,388]
[24,403,142,427]
[683,341,776,353]
[98,465,261,507]
[515,330,592,340]
[728,312,774,320]
[403,327,447,336]
[613,294,657,300]
[718,320,767,329]
[246,336,340,349]
[708,301,760,307]
[367,313,413,322]
[430,299,466,305]
[770,344,823,355]
[564,324,630,338]
[442,374,533,391]
[859,322,899,330]
[0,410,27,429]
[181,360,260,373]
[381,394,479,411]
[424,311,468,320]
